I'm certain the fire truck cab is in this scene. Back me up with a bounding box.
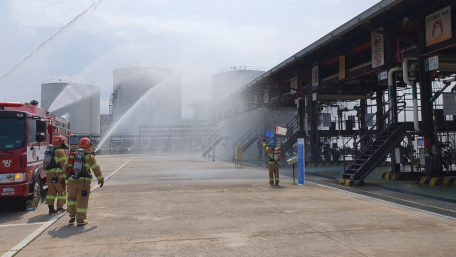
[0,102,69,210]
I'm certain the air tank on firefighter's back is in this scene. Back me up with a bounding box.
[41,80,101,134]
[111,63,181,134]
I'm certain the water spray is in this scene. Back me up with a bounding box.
[0,0,103,84]
[47,83,99,113]
[96,72,178,152]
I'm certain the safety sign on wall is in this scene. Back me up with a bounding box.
[426,6,452,47]
[339,55,346,79]
[377,71,387,81]
[312,62,319,88]
[371,27,384,68]
[425,56,439,71]
[443,92,456,115]
[290,76,298,94]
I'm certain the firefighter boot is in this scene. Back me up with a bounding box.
[69,216,75,224]
[77,220,88,226]
[48,205,57,215]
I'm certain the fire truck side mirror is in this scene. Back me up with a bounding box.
[36,134,46,143]
[37,120,47,133]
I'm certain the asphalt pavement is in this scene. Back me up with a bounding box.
[2,153,456,256]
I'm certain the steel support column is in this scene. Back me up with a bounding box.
[418,5,437,176]
[359,99,367,149]
[310,98,318,162]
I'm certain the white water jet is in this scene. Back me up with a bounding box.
[96,72,177,151]
[47,84,99,113]
[0,0,103,84]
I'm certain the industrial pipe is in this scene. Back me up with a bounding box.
[304,95,310,137]
[388,67,403,120]
[429,77,456,104]
[403,57,418,86]
[402,56,420,132]
[397,40,402,64]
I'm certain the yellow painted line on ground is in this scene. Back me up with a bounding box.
[2,157,135,257]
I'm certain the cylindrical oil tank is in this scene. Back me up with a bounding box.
[212,66,267,102]
[112,63,181,134]
[41,79,101,134]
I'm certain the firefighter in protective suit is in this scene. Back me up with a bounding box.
[44,135,68,214]
[263,140,281,186]
[63,138,104,226]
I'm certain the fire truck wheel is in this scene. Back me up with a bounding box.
[26,178,42,208]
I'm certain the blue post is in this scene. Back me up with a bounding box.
[297,138,305,185]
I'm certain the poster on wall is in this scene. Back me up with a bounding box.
[426,6,452,46]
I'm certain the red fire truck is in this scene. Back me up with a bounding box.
[0,102,70,210]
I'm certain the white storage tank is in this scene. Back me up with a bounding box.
[212,66,266,102]
[41,79,101,134]
[111,63,181,134]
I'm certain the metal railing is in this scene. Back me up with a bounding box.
[233,127,258,153]
[41,79,99,88]
[342,95,406,172]
[276,115,299,148]
[202,127,226,154]
[212,66,268,75]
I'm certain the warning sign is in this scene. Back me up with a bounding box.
[371,28,384,68]
[426,6,452,46]
[339,55,345,79]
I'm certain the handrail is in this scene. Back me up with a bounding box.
[233,127,256,147]
[232,127,258,157]
[202,127,225,153]
[342,94,406,171]
[276,115,299,147]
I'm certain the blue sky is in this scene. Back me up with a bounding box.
[0,0,381,118]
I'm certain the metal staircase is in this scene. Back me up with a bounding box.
[233,127,258,156]
[202,127,226,157]
[340,96,410,185]
[276,115,304,154]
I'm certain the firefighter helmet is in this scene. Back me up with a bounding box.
[268,141,276,147]
[53,135,67,145]
[78,137,91,148]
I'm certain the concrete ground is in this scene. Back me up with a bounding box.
[2,153,456,256]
